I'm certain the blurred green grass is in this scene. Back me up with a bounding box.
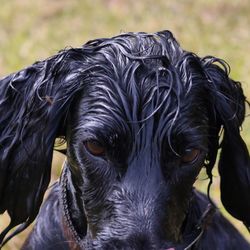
[0,0,249,248]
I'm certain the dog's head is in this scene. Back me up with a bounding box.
[0,31,249,248]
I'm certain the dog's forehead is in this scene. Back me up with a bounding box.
[74,32,209,140]
[81,59,178,125]
[82,33,181,108]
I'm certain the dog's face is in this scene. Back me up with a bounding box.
[0,31,249,248]
[66,42,209,248]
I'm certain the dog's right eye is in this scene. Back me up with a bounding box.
[84,141,106,157]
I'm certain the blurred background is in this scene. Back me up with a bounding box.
[0,0,249,248]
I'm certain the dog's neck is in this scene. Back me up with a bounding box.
[60,164,87,248]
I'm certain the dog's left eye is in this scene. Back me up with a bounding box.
[85,141,106,156]
[181,148,200,164]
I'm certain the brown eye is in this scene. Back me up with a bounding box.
[181,149,200,163]
[85,141,106,156]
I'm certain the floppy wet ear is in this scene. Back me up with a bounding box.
[0,48,87,245]
[202,57,250,230]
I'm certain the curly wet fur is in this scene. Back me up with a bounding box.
[0,30,249,249]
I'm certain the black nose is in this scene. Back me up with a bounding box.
[101,234,155,250]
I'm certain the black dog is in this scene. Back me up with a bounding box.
[0,31,249,249]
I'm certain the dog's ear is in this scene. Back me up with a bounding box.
[202,57,250,230]
[0,48,87,244]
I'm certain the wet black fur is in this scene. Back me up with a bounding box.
[0,31,249,249]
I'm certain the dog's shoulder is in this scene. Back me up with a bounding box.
[22,182,70,250]
[192,191,250,250]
